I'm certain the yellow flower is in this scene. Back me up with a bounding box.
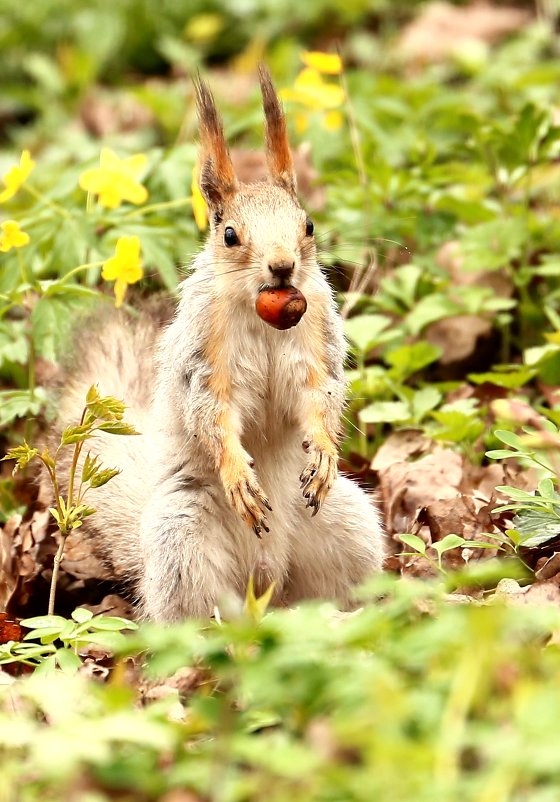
[280,67,344,133]
[301,51,342,75]
[79,148,148,209]
[184,13,223,42]
[191,162,208,231]
[324,110,343,131]
[281,68,344,111]
[0,150,35,203]
[102,236,143,308]
[0,220,30,252]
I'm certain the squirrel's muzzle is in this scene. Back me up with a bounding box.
[268,259,295,280]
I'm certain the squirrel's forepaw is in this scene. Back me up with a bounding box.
[300,441,337,515]
[225,470,272,538]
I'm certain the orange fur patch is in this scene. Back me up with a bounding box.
[305,301,329,388]
[194,76,238,205]
[259,65,296,193]
[205,301,230,403]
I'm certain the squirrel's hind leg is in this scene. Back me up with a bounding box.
[138,486,245,621]
[285,475,385,608]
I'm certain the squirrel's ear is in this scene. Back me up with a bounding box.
[259,65,297,196]
[194,75,238,209]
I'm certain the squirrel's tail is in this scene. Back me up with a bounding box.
[46,299,173,586]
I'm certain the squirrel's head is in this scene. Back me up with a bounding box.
[194,66,316,297]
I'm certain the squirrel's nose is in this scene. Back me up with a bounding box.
[269,260,295,279]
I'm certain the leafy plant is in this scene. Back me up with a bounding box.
[3,575,560,801]
[2,385,139,613]
[0,607,137,674]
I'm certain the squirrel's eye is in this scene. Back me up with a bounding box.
[224,226,240,247]
[305,218,314,237]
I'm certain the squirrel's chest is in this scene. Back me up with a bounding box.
[231,332,308,423]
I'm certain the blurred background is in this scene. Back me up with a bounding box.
[2,0,560,563]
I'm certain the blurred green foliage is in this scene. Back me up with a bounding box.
[3,575,560,801]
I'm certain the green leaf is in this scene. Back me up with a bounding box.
[89,468,120,488]
[96,421,140,435]
[71,607,93,624]
[244,576,276,623]
[494,430,524,449]
[2,442,39,472]
[0,389,47,427]
[468,369,535,389]
[495,485,543,502]
[344,314,393,355]
[81,452,100,483]
[512,507,560,548]
[404,294,459,336]
[136,229,179,291]
[60,424,93,446]
[486,449,520,460]
[385,341,442,379]
[75,631,128,651]
[459,218,526,272]
[55,648,82,675]
[430,411,485,444]
[87,616,138,631]
[399,534,426,555]
[359,400,410,424]
[538,478,556,499]
[432,534,467,555]
[32,295,96,363]
[86,385,100,404]
[411,386,442,423]
[21,615,67,630]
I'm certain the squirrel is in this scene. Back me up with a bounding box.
[52,67,385,620]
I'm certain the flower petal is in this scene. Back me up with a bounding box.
[114,278,127,308]
[301,51,342,75]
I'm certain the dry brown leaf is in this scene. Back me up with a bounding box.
[0,515,20,610]
[426,315,491,365]
[495,578,560,606]
[398,1,532,64]
[61,530,112,582]
[371,430,432,473]
[85,594,134,619]
[80,91,155,137]
[377,446,463,536]
[421,495,479,541]
[535,552,560,582]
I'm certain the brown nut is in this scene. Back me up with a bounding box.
[255,286,307,330]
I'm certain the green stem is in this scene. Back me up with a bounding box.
[61,261,104,282]
[41,457,66,616]
[24,184,72,220]
[17,248,29,285]
[122,196,193,219]
[48,534,67,615]
[68,408,87,508]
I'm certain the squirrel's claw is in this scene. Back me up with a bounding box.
[225,472,272,537]
[300,442,337,514]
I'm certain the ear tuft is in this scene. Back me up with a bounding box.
[193,74,238,208]
[258,64,297,195]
